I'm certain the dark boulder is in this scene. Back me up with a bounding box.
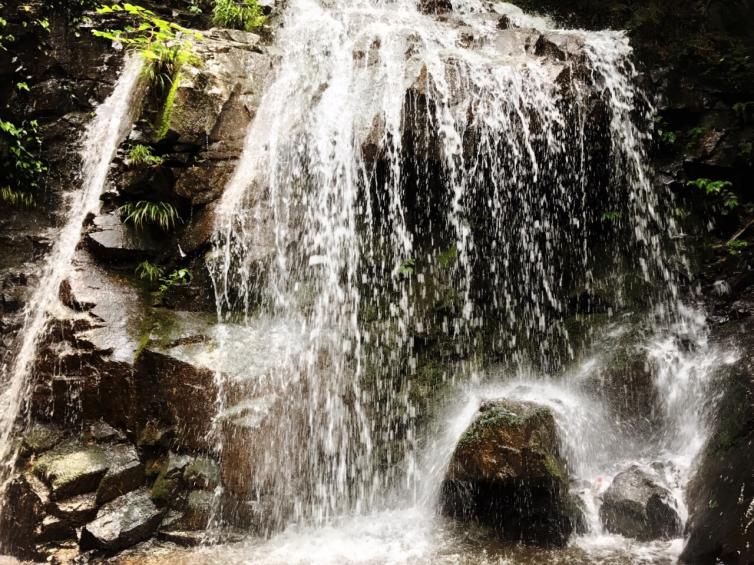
[441,399,581,546]
[418,0,453,15]
[0,473,51,558]
[599,465,682,541]
[96,443,144,505]
[79,488,163,553]
[681,319,754,564]
[53,493,99,527]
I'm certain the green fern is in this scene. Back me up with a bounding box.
[212,0,266,31]
[119,200,180,230]
[135,260,164,282]
[0,186,34,207]
[127,144,163,166]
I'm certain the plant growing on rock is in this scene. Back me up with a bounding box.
[127,144,163,166]
[0,118,46,207]
[135,260,164,282]
[687,178,738,210]
[119,200,180,230]
[212,0,266,31]
[93,4,202,87]
[159,268,192,296]
[92,4,203,139]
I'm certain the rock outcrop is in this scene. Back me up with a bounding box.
[681,310,754,564]
[79,489,163,552]
[441,399,582,547]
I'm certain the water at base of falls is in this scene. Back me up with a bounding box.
[205,0,721,561]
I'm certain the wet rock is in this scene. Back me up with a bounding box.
[441,399,580,546]
[167,490,214,531]
[20,424,63,457]
[59,278,96,312]
[156,529,205,547]
[183,457,220,491]
[150,452,192,507]
[418,0,453,14]
[33,443,109,500]
[174,161,235,205]
[85,213,164,264]
[36,514,76,543]
[534,32,585,62]
[79,489,164,552]
[178,203,217,254]
[0,473,51,558]
[161,29,270,147]
[137,421,174,452]
[682,328,754,564]
[592,350,662,438]
[53,493,99,526]
[135,349,218,452]
[96,443,144,505]
[87,419,127,443]
[599,465,682,541]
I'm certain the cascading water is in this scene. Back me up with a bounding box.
[0,57,144,506]
[204,0,724,562]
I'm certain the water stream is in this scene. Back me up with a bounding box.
[0,57,144,501]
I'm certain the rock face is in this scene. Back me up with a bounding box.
[681,313,754,564]
[599,466,682,541]
[0,473,50,558]
[441,399,581,546]
[79,489,163,552]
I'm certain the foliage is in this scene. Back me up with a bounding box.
[156,72,181,140]
[159,268,192,295]
[398,258,415,276]
[437,246,458,269]
[127,143,163,166]
[212,0,266,31]
[0,15,14,51]
[120,200,180,230]
[726,239,748,256]
[659,130,676,145]
[0,119,46,207]
[93,4,202,90]
[136,260,164,282]
[0,186,34,207]
[601,211,621,222]
[687,178,738,210]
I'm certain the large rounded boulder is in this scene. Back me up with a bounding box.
[441,399,582,547]
[599,465,682,541]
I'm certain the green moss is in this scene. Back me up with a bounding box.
[543,453,567,483]
[156,70,182,140]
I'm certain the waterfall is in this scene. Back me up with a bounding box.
[206,0,715,560]
[0,57,144,500]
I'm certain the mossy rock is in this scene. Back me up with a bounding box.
[441,399,581,547]
[20,424,63,458]
[32,443,109,500]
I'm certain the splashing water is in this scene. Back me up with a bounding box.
[0,57,144,503]
[205,0,718,560]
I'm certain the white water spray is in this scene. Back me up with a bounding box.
[204,0,714,561]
